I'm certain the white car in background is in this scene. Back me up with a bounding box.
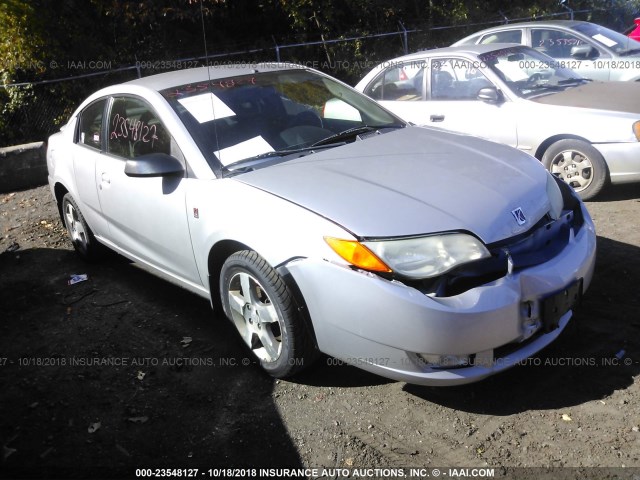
[356,44,640,199]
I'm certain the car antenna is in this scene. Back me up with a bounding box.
[199,0,221,162]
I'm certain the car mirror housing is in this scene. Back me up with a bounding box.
[477,87,502,104]
[124,153,184,178]
[570,44,598,59]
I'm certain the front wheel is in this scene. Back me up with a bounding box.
[542,139,608,200]
[219,250,316,378]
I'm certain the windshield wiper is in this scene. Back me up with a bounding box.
[222,124,405,173]
[526,78,589,94]
[310,124,404,148]
[619,48,640,56]
[556,78,590,86]
[526,83,567,92]
[222,144,335,171]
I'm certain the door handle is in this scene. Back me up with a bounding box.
[100,172,111,190]
[430,115,445,122]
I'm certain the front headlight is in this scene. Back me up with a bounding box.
[361,233,490,279]
[633,120,640,141]
[325,234,490,279]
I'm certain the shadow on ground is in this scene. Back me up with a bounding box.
[405,235,640,414]
[0,248,304,478]
[588,182,640,203]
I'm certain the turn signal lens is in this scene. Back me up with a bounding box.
[324,237,392,273]
[633,121,640,141]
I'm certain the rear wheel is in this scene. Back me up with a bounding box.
[219,250,316,378]
[542,139,607,200]
[62,193,103,261]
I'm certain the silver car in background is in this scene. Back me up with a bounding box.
[453,20,640,82]
[356,44,640,199]
[48,64,595,386]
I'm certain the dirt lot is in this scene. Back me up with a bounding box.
[1,183,639,480]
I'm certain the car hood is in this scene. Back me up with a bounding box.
[530,81,640,114]
[235,127,551,244]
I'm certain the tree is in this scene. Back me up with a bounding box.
[0,1,45,145]
[2,0,640,146]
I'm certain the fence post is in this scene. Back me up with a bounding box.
[272,36,281,62]
[399,21,409,55]
[560,0,574,20]
[499,10,509,24]
[134,55,142,78]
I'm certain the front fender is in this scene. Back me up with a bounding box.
[186,178,354,291]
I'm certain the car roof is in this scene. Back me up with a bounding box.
[124,63,300,92]
[387,43,527,62]
[465,19,589,34]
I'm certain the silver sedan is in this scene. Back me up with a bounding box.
[48,64,595,386]
[453,20,640,82]
[356,44,640,200]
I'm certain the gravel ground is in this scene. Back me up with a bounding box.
[1,183,639,480]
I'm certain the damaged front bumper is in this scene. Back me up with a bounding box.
[282,203,596,386]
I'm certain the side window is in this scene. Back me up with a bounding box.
[107,97,171,159]
[531,29,585,58]
[77,99,107,150]
[364,73,385,100]
[364,63,424,101]
[430,58,492,100]
[479,30,523,45]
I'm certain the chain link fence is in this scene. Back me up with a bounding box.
[0,7,619,148]
[1,68,139,148]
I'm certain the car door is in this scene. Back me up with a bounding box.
[422,57,518,148]
[71,98,110,237]
[96,95,201,285]
[530,27,611,81]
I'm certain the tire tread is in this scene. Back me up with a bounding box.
[220,250,317,378]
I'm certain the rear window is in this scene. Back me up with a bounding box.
[480,30,523,45]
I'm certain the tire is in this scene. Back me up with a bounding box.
[61,193,103,261]
[542,139,608,200]
[219,250,316,378]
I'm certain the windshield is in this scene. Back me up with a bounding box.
[479,46,587,98]
[160,68,403,173]
[573,22,640,54]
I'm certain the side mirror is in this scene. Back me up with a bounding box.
[477,87,502,104]
[570,44,597,59]
[124,153,184,178]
